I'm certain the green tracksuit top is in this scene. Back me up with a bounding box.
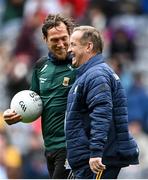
[30,55,76,152]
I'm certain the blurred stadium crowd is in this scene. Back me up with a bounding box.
[1,0,148,179]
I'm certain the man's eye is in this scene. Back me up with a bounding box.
[52,39,58,42]
[71,43,76,47]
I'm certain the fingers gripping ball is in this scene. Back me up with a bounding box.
[10,90,43,123]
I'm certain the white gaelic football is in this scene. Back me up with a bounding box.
[10,90,43,123]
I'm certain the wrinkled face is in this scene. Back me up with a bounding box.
[68,30,88,67]
[44,22,70,60]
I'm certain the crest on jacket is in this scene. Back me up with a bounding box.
[63,77,70,86]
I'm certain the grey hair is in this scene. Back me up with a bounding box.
[73,26,103,53]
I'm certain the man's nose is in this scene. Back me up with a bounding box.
[68,45,72,52]
[57,40,65,47]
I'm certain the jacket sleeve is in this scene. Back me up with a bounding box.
[30,67,40,95]
[30,57,47,94]
[85,72,113,158]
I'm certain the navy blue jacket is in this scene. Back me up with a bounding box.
[66,54,139,169]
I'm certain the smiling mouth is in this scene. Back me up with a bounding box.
[72,56,77,66]
[56,48,66,51]
[55,49,67,54]
[69,53,76,62]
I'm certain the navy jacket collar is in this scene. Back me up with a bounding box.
[48,51,72,65]
[76,53,104,78]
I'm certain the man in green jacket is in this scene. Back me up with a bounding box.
[3,14,75,179]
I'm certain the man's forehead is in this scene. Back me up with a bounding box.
[48,22,68,35]
[71,30,83,40]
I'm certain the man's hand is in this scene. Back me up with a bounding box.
[3,109,22,125]
[89,157,106,174]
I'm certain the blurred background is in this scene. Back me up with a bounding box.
[0,0,148,178]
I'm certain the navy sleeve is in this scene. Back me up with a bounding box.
[85,73,113,158]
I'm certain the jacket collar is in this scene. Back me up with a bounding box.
[48,51,72,65]
[76,53,104,78]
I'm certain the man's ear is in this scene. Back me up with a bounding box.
[86,42,93,53]
[43,35,47,43]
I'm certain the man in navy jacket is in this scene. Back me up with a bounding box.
[65,26,139,179]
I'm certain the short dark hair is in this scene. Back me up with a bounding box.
[42,13,75,38]
[73,26,103,53]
